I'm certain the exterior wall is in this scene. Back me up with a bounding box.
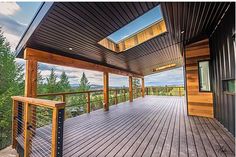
[185,39,214,118]
[209,4,235,136]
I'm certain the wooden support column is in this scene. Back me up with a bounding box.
[103,72,109,111]
[141,78,145,97]
[129,76,133,102]
[24,59,37,97]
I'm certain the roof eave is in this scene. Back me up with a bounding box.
[15,2,54,58]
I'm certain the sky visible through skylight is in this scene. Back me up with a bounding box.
[108,5,163,43]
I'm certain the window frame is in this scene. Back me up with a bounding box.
[198,60,212,92]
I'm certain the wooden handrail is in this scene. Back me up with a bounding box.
[37,88,128,97]
[12,96,65,109]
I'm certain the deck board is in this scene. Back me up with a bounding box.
[29,96,235,157]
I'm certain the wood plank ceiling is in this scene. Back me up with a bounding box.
[16,2,231,76]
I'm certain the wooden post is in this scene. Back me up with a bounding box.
[141,78,145,97]
[24,59,37,97]
[12,100,18,149]
[61,94,66,102]
[51,107,65,157]
[103,72,109,111]
[115,90,118,104]
[24,103,31,157]
[178,87,181,96]
[87,92,90,113]
[123,89,126,101]
[129,76,133,102]
[165,85,168,96]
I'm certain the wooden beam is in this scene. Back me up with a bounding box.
[141,78,145,97]
[103,72,109,111]
[25,59,37,97]
[129,76,133,102]
[24,48,143,78]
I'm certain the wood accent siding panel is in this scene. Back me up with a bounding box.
[209,4,235,136]
[185,39,214,118]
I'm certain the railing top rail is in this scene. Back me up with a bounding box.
[12,96,65,109]
[37,88,129,97]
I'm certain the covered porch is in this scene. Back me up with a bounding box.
[10,2,235,157]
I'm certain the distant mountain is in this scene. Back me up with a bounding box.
[70,84,128,90]
[146,82,184,87]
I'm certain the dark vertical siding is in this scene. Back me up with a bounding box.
[209,3,235,136]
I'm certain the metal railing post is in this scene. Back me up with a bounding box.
[52,107,65,157]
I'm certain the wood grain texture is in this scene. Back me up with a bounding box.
[24,59,37,97]
[24,48,143,78]
[185,39,214,118]
[12,96,65,109]
[129,76,133,102]
[103,72,109,111]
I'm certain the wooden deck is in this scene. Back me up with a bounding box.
[31,96,235,157]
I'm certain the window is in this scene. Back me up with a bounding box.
[223,79,235,94]
[198,61,211,92]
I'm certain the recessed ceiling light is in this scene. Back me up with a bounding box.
[68,47,73,51]
[181,30,185,34]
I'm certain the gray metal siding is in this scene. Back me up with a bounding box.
[209,3,235,136]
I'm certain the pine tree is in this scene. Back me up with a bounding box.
[0,29,24,149]
[132,78,141,89]
[58,71,70,92]
[37,70,45,94]
[45,68,58,93]
[79,72,90,91]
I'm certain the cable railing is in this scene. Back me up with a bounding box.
[37,88,131,119]
[146,86,185,96]
[11,96,65,157]
[9,86,184,156]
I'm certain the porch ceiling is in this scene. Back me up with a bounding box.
[16,2,230,76]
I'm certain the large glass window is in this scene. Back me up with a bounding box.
[198,61,211,92]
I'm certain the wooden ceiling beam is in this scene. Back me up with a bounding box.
[24,48,143,78]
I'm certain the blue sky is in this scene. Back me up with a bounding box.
[108,5,163,43]
[0,2,184,87]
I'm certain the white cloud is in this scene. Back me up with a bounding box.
[16,59,184,87]
[0,2,20,16]
[3,32,21,51]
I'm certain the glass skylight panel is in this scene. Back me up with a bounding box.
[98,5,167,53]
[107,5,163,43]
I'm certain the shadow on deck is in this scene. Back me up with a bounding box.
[29,96,235,157]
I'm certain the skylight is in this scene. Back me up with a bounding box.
[98,5,167,53]
[108,5,163,43]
